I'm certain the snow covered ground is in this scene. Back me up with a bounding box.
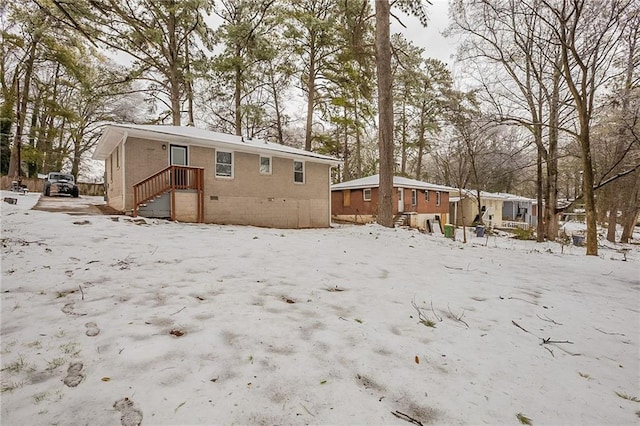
[1,191,639,425]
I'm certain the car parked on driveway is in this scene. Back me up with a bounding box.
[43,172,79,197]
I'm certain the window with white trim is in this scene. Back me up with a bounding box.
[436,191,441,206]
[363,188,372,201]
[293,160,304,183]
[425,190,430,202]
[411,189,417,206]
[260,156,271,175]
[216,150,233,178]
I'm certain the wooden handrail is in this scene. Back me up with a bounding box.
[133,165,204,222]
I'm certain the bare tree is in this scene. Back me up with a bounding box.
[541,0,632,255]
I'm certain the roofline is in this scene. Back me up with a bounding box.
[93,124,342,166]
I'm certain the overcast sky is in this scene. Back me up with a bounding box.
[391,0,459,69]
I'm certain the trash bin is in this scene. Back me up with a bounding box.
[475,225,485,237]
[572,235,585,246]
[443,224,455,239]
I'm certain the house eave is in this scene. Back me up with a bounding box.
[92,124,342,166]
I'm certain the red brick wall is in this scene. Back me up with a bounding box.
[332,187,449,216]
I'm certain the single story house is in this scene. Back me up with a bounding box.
[92,124,341,228]
[331,174,456,231]
[498,193,535,229]
[449,189,506,228]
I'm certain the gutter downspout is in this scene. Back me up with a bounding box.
[327,166,332,227]
[122,132,127,212]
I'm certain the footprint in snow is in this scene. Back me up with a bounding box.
[85,322,100,336]
[114,397,143,426]
[63,362,84,387]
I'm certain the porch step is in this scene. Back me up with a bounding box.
[394,214,407,228]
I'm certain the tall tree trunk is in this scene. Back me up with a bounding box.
[185,39,195,126]
[619,175,639,243]
[8,39,38,180]
[545,66,561,241]
[375,0,394,227]
[304,52,316,151]
[268,65,285,144]
[400,100,407,174]
[342,104,350,181]
[579,127,598,255]
[167,5,182,126]
[355,100,362,178]
[27,96,40,177]
[234,42,242,136]
[536,129,544,242]
[606,198,618,242]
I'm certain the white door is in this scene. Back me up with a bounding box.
[397,188,404,212]
[170,145,188,186]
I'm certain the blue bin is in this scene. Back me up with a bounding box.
[572,235,585,246]
[475,225,485,237]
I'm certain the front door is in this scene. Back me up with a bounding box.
[170,145,188,186]
[397,188,404,213]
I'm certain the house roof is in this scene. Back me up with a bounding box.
[451,190,535,202]
[331,174,456,192]
[92,124,342,165]
[494,192,535,203]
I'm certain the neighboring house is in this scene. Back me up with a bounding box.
[449,190,506,228]
[92,124,341,228]
[331,174,455,231]
[499,193,535,229]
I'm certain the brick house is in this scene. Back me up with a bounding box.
[331,174,455,231]
[92,124,341,228]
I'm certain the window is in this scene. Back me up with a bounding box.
[115,146,120,169]
[363,188,372,201]
[436,191,441,206]
[216,151,233,178]
[425,190,430,202]
[260,156,271,175]
[293,160,304,183]
[411,189,417,206]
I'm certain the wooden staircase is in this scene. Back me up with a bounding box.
[133,165,205,222]
[393,214,407,228]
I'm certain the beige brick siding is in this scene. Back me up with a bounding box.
[109,136,331,227]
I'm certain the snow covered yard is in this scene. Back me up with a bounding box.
[1,192,639,425]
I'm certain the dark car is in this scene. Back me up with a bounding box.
[44,172,79,197]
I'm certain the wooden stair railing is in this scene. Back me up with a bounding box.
[133,165,205,222]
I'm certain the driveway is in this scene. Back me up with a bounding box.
[32,195,113,215]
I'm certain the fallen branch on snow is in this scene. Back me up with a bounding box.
[594,328,625,336]
[391,410,423,426]
[536,314,562,325]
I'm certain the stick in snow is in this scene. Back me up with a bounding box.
[391,410,424,426]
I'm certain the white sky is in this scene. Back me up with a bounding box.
[392,0,459,68]
[2,192,639,425]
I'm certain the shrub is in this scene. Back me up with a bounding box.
[512,228,535,240]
